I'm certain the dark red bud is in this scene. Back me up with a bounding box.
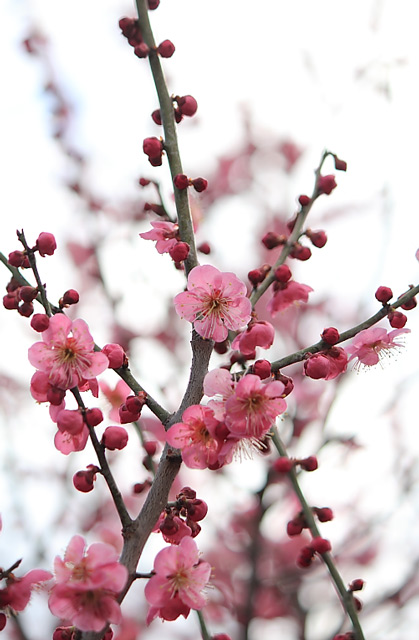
[388,310,407,328]
[134,43,150,58]
[191,177,208,192]
[18,301,34,317]
[253,359,271,379]
[375,286,393,303]
[273,457,295,473]
[321,327,340,345]
[176,95,198,117]
[30,313,50,332]
[8,250,26,267]
[169,242,190,262]
[334,155,347,171]
[316,174,337,195]
[262,231,284,250]
[290,244,312,261]
[173,173,190,189]
[299,456,318,471]
[298,194,311,207]
[274,264,292,283]
[157,40,175,58]
[307,229,327,248]
[197,242,211,254]
[311,536,332,554]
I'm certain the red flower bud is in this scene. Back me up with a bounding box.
[375,286,393,303]
[18,301,34,317]
[176,95,198,117]
[273,457,295,473]
[102,343,126,369]
[8,250,26,267]
[314,507,334,522]
[144,441,157,456]
[316,174,337,195]
[298,194,311,207]
[307,229,327,248]
[30,313,50,332]
[348,578,365,592]
[173,173,190,189]
[321,327,340,345]
[290,244,312,261]
[253,359,271,379]
[401,296,417,310]
[61,289,79,306]
[134,43,150,58]
[3,293,19,310]
[262,231,284,249]
[388,310,407,328]
[197,242,211,254]
[157,39,175,58]
[191,177,208,192]
[143,137,163,158]
[102,426,129,450]
[73,466,99,493]
[169,241,190,262]
[311,536,331,554]
[36,232,57,256]
[274,264,292,283]
[84,408,104,427]
[299,456,318,472]
[186,498,208,522]
[148,0,160,9]
[334,155,347,171]
[18,286,37,303]
[138,177,151,186]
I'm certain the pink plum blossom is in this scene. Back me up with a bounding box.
[231,321,275,356]
[49,535,128,632]
[346,326,410,369]
[144,536,211,623]
[304,347,348,380]
[267,281,313,316]
[139,221,179,254]
[174,265,252,341]
[166,405,237,469]
[225,374,286,438]
[28,315,108,390]
[0,569,52,612]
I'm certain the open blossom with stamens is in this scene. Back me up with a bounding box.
[48,535,128,632]
[174,265,252,341]
[346,326,410,369]
[166,405,237,469]
[28,315,108,390]
[267,281,313,316]
[224,374,286,438]
[144,536,211,624]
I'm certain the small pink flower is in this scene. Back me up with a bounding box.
[144,536,211,624]
[346,326,410,369]
[174,265,252,341]
[0,569,52,612]
[225,374,286,438]
[49,535,128,632]
[267,281,313,316]
[139,221,179,254]
[166,405,235,469]
[231,321,275,356]
[28,315,108,390]
[203,368,236,420]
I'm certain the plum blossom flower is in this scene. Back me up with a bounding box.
[267,281,313,316]
[0,569,52,613]
[49,535,128,632]
[28,315,108,390]
[139,221,179,254]
[346,326,410,369]
[174,265,252,341]
[304,347,347,380]
[231,321,275,356]
[144,536,211,624]
[224,374,286,438]
[166,405,237,469]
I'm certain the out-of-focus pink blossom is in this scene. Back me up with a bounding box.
[346,326,410,369]
[100,380,132,422]
[0,569,52,612]
[231,321,275,356]
[28,315,108,390]
[267,281,313,316]
[139,221,179,254]
[224,374,286,438]
[174,265,252,341]
[49,535,128,632]
[203,368,236,420]
[144,536,211,623]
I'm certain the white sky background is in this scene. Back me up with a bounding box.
[1,1,419,639]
